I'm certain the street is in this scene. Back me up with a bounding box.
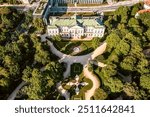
[0,2,39,11]
[0,0,141,13]
[50,0,140,13]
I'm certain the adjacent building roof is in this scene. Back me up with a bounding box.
[138,9,150,13]
[145,0,150,5]
[137,0,150,14]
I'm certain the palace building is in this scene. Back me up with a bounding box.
[21,0,31,4]
[144,0,150,9]
[55,0,104,4]
[47,14,105,39]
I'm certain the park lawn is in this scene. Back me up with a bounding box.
[75,42,94,56]
[70,63,83,77]
[62,66,93,100]
[63,71,93,100]
[71,76,93,100]
[53,41,68,50]
[104,12,114,16]
[53,40,94,56]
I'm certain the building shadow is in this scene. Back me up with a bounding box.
[47,0,68,18]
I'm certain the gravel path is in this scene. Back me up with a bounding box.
[7,81,27,100]
[91,42,107,59]
[56,82,70,100]
[83,66,100,100]
[48,41,107,78]
[7,37,107,100]
[46,37,107,100]
[91,61,107,67]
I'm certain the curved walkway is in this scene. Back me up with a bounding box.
[48,41,107,78]
[46,39,107,100]
[7,81,27,100]
[91,61,107,67]
[91,42,107,59]
[7,39,107,100]
[56,82,70,100]
[83,66,100,100]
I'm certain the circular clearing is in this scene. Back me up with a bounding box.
[73,47,80,53]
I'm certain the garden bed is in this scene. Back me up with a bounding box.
[62,71,93,100]
[53,40,94,56]
[70,63,83,77]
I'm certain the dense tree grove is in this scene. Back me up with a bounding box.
[0,3,150,100]
[32,18,45,33]
[0,7,23,31]
[0,7,64,99]
[93,88,108,100]
[94,3,150,100]
[0,0,21,4]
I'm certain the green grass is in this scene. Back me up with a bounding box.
[71,95,82,100]
[72,77,93,100]
[104,12,114,16]
[61,63,94,100]
[70,76,93,100]
[71,63,83,77]
[53,40,94,56]
[63,84,72,90]
[62,69,93,100]
[82,78,93,91]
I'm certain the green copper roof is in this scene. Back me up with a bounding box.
[48,15,104,28]
[47,25,58,29]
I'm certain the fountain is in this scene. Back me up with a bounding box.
[73,47,80,53]
[66,75,88,95]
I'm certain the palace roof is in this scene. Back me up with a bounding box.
[48,14,104,29]
[145,0,150,5]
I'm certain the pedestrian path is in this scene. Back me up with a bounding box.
[47,41,107,78]
[84,66,100,100]
[7,81,27,100]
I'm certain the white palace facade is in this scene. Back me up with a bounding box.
[20,0,31,4]
[47,14,105,39]
[55,0,104,4]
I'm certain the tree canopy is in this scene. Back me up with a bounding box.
[0,7,64,100]
[95,3,150,99]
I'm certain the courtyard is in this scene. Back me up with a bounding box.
[53,40,94,56]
